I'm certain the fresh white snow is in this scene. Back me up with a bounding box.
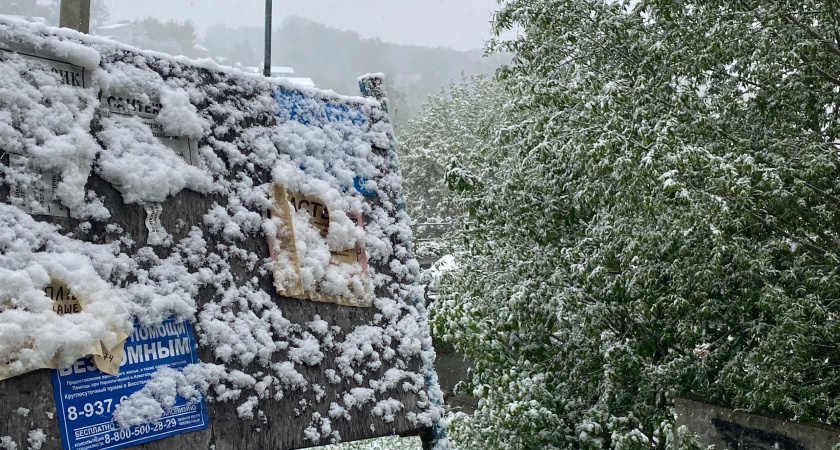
[0,16,442,447]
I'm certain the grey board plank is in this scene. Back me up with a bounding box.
[1,175,428,449]
[0,27,432,449]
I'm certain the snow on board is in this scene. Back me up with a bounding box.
[0,17,442,450]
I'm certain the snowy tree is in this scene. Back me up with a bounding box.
[0,0,58,24]
[0,0,107,29]
[89,0,110,30]
[133,18,200,58]
[426,0,840,448]
[400,74,510,256]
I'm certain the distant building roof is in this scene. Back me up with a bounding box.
[271,66,294,75]
[245,66,295,76]
[0,14,48,25]
[284,77,315,88]
[242,66,311,85]
[93,23,147,35]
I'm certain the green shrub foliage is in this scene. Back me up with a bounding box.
[414,0,840,448]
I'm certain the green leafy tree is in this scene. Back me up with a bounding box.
[89,0,109,30]
[424,0,840,448]
[400,73,510,256]
[134,17,199,58]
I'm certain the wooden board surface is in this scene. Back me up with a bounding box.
[0,22,436,450]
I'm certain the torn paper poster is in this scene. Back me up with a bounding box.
[0,45,88,88]
[144,203,169,246]
[269,186,373,307]
[7,153,70,217]
[0,279,129,380]
[267,185,306,298]
[45,279,128,377]
[98,92,201,167]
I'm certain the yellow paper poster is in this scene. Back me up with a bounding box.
[268,185,306,298]
[0,280,128,381]
[46,280,128,376]
[269,187,373,307]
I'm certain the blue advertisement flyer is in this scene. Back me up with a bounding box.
[51,318,208,450]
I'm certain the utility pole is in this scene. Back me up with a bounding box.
[263,0,272,77]
[59,0,90,33]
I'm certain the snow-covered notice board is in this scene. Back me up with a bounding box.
[0,19,441,450]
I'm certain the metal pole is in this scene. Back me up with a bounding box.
[263,0,272,77]
[59,0,91,33]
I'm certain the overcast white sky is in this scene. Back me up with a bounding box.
[107,0,502,51]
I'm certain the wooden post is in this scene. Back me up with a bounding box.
[59,0,90,33]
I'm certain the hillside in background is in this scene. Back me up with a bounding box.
[201,17,506,131]
[0,0,503,132]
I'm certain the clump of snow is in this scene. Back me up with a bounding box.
[0,205,132,378]
[288,332,324,366]
[356,72,386,82]
[303,412,335,445]
[325,210,365,250]
[14,407,29,417]
[95,114,212,204]
[372,398,403,423]
[112,364,209,428]
[26,429,46,450]
[0,436,16,450]
[236,396,259,420]
[342,387,375,410]
[157,89,208,138]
